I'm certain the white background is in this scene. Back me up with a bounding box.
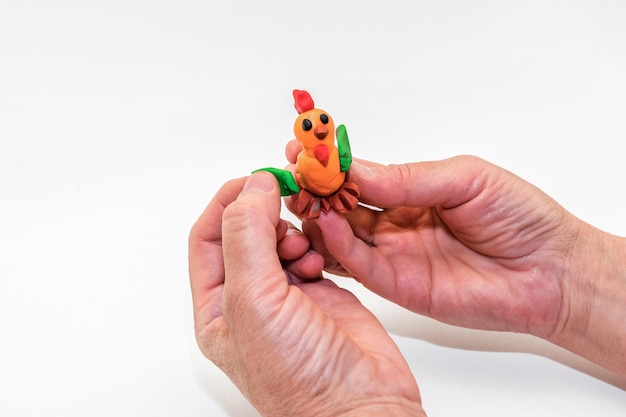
[1,1,625,416]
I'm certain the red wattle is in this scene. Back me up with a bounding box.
[314,145,329,166]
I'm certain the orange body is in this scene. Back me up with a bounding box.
[293,107,345,196]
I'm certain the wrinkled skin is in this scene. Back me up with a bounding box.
[189,148,626,417]
[284,141,626,378]
[189,173,425,417]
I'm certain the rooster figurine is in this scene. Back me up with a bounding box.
[255,90,360,219]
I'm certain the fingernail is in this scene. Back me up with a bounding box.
[243,172,275,193]
[350,161,374,178]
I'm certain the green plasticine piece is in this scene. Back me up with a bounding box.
[253,167,300,196]
[336,124,353,172]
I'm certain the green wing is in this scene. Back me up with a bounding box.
[252,167,300,196]
[336,124,352,172]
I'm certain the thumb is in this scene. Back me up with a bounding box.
[348,156,491,209]
[221,172,288,321]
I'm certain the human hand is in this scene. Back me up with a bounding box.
[188,172,425,417]
[285,143,626,376]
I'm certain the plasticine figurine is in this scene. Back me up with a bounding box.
[255,90,360,219]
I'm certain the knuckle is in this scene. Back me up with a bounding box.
[222,201,262,232]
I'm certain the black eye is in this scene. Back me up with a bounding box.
[320,114,329,124]
[302,119,313,131]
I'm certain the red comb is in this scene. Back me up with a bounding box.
[293,90,315,113]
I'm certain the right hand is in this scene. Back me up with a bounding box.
[285,145,626,377]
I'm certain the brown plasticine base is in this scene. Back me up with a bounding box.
[294,181,361,220]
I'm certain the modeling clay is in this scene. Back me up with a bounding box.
[254,90,360,219]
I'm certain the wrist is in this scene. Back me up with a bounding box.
[550,222,626,377]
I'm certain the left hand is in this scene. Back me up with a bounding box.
[188,172,425,417]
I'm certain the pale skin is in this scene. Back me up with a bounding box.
[189,173,425,417]
[189,147,626,417]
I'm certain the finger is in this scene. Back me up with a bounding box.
[300,202,380,276]
[285,139,301,163]
[221,171,287,322]
[284,250,325,280]
[278,224,325,279]
[341,204,378,243]
[188,177,247,327]
[301,219,348,276]
[275,218,289,242]
[277,223,310,260]
[351,157,384,168]
[314,209,398,298]
[277,222,324,282]
[348,155,491,209]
